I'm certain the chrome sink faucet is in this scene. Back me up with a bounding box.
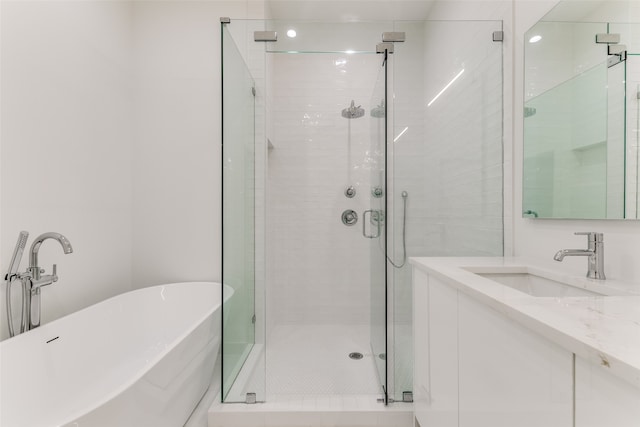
[554,232,605,280]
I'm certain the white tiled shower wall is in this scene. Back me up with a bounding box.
[267,52,380,327]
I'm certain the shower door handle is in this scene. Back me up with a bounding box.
[362,210,381,239]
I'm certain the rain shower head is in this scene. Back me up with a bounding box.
[370,99,385,118]
[341,100,365,119]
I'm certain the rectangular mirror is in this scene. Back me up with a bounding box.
[523,1,640,219]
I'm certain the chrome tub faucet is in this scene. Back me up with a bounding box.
[4,231,73,336]
[26,233,74,329]
[554,232,605,280]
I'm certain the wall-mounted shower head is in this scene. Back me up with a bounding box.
[341,100,365,119]
[370,100,385,118]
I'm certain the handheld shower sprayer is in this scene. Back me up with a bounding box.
[388,191,409,269]
[5,231,29,337]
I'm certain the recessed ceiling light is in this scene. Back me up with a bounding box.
[529,35,542,43]
[287,29,297,38]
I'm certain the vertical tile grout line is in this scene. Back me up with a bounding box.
[456,289,460,425]
[572,353,576,427]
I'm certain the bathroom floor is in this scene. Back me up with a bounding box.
[210,324,412,427]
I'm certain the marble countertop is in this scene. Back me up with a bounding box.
[410,257,640,389]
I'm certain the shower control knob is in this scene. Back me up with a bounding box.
[344,186,356,198]
[372,187,383,198]
[341,209,358,226]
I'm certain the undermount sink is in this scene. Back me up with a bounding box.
[476,272,604,297]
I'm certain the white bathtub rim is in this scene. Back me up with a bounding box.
[1,281,230,427]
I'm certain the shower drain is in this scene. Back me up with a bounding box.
[348,352,364,360]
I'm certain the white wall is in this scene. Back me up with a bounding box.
[0,0,265,341]
[131,1,265,289]
[0,0,134,340]
[513,0,640,283]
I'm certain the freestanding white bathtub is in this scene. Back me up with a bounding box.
[0,282,229,427]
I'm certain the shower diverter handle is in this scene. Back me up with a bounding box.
[363,210,381,239]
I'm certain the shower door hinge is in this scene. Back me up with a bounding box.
[245,392,257,404]
[492,31,504,42]
[254,31,277,42]
[608,51,627,67]
[220,17,230,24]
[376,42,394,54]
[607,45,627,67]
[251,314,256,324]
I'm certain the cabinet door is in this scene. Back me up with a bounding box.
[426,275,459,427]
[413,268,430,424]
[458,293,573,427]
[575,356,640,427]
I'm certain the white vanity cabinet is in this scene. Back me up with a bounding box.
[457,293,573,427]
[413,269,573,427]
[412,258,640,427]
[413,269,459,427]
[575,356,640,427]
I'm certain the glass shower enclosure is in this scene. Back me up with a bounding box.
[221,18,504,405]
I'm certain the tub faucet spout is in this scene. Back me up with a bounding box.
[25,232,73,329]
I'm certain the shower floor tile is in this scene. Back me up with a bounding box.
[265,324,381,396]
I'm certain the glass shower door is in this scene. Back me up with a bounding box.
[369,52,388,403]
[221,24,258,402]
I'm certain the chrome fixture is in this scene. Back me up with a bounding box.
[342,209,358,226]
[382,32,406,43]
[4,232,73,335]
[344,186,356,198]
[595,32,627,67]
[387,191,409,269]
[596,33,621,44]
[254,31,277,42]
[4,231,29,337]
[523,107,537,118]
[341,100,365,119]
[492,30,504,42]
[362,210,381,238]
[370,100,385,118]
[372,186,383,198]
[553,232,605,280]
[376,42,394,54]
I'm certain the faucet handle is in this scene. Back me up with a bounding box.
[575,232,604,242]
[51,264,58,282]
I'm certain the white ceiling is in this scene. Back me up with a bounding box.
[266,0,437,21]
